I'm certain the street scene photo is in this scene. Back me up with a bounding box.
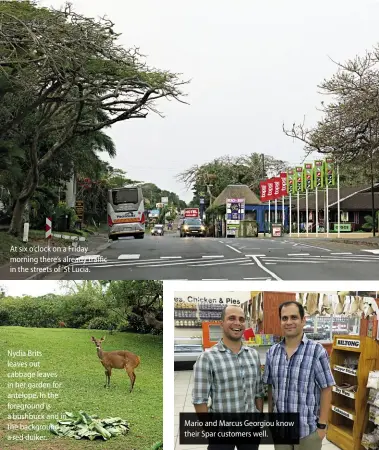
[0,0,379,281]
[174,289,379,450]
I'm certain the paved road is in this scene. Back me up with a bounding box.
[44,232,379,280]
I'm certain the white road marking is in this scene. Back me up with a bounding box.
[251,255,282,281]
[245,254,266,257]
[265,260,325,264]
[190,258,249,267]
[362,249,379,254]
[226,245,242,254]
[160,256,182,259]
[202,279,228,281]
[118,254,140,260]
[288,253,310,256]
[202,255,224,258]
[293,243,332,252]
[243,277,271,280]
[266,263,277,265]
[239,263,256,266]
[330,252,352,255]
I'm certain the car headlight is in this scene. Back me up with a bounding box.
[184,226,189,230]
[201,226,205,230]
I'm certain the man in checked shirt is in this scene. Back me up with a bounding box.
[263,301,335,450]
[192,304,264,450]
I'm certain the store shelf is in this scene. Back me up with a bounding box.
[331,404,356,421]
[333,365,358,377]
[332,386,356,400]
[328,335,379,450]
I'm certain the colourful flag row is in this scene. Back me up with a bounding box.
[259,158,335,202]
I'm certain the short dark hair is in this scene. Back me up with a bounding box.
[221,304,245,321]
[279,301,305,319]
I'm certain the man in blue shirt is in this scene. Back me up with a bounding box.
[263,301,335,450]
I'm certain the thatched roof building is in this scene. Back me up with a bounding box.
[212,184,261,207]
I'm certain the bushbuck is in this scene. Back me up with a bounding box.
[91,336,140,392]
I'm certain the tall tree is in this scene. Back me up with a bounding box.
[0,1,188,236]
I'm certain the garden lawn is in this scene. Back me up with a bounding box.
[0,327,163,450]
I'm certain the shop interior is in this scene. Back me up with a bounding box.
[174,291,379,450]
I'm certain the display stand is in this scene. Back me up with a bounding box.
[327,335,379,450]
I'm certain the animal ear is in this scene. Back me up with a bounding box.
[100,336,105,341]
[91,337,96,341]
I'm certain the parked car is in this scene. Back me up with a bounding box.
[151,224,164,236]
[180,218,206,237]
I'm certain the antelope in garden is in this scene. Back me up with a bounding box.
[91,336,140,393]
[58,321,66,328]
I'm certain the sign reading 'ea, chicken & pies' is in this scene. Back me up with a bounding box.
[336,339,360,349]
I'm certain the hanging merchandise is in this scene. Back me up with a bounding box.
[367,371,379,390]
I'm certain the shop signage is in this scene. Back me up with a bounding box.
[336,339,360,349]
[334,223,352,232]
[331,405,354,420]
[226,198,245,221]
[174,291,251,305]
[332,386,355,399]
[334,365,357,376]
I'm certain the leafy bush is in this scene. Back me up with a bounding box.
[85,317,117,330]
[126,313,155,334]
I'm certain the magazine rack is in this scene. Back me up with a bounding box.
[327,335,379,450]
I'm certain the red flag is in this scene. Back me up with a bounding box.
[266,179,274,201]
[280,172,288,196]
[260,181,267,202]
[273,177,281,200]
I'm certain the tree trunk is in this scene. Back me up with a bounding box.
[8,135,40,237]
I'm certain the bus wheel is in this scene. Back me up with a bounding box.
[135,234,144,239]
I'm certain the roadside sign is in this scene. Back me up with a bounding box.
[184,208,199,218]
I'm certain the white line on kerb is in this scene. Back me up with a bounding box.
[118,254,140,260]
[202,255,224,259]
[226,245,242,254]
[251,255,282,280]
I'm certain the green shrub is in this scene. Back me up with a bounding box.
[85,317,116,330]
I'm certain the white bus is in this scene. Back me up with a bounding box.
[107,185,145,240]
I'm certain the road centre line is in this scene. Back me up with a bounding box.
[288,253,310,256]
[202,255,224,258]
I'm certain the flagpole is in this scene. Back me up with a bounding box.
[316,187,318,237]
[282,194,285,229]
[289,193,292,237]
[275,198,277,223]
[326,183,329,237]
[268,200,271,234]
[297,190,300,237]
[306,187,309,237]
[337,162,340,238]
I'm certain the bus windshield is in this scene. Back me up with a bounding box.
[112,188,138,205]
